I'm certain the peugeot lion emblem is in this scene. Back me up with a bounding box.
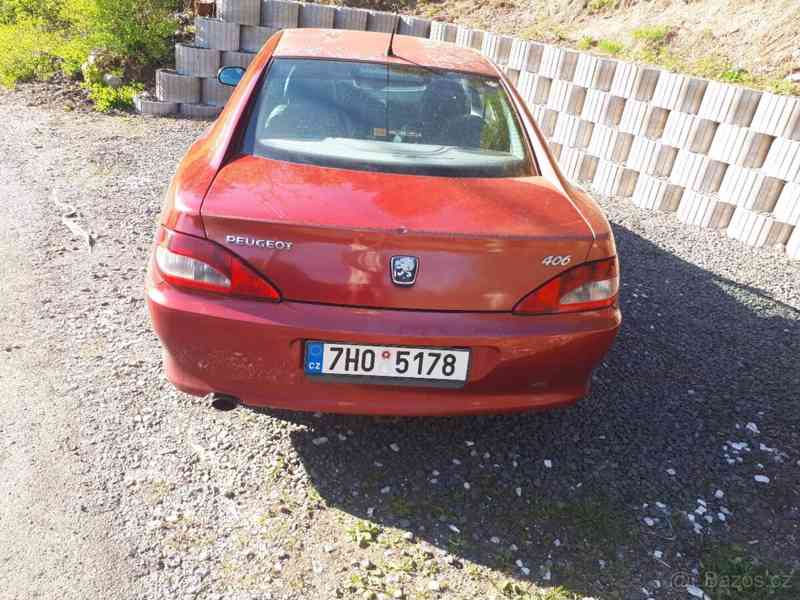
[391,256,419,286]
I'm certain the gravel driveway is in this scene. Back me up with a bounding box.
[1,88,798,600]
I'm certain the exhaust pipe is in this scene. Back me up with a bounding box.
[211,393,239,412]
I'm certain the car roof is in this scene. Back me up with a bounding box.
[273,28,498,77]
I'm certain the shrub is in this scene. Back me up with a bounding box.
[85,81,142,112]
[0,20,62,87]
[598,39,624,56]
[576,36,595,51]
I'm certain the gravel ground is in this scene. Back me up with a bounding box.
[1,86,798,600]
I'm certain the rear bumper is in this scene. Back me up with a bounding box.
[146,278,621,416]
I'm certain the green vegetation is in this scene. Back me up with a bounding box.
[597,39,624,56]
[576,36,595,51]
[588,0,615,13]
[494,580,580,600]
[631,25,672,49]
[86,81,142,112]
[700,544,799,600]
[0,0,180,110]
[346,519,382,548]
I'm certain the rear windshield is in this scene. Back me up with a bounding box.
[241,58,534,177]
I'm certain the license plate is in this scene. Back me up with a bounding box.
[304,341,470,384]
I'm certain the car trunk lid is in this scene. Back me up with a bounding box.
[201,155,594,311]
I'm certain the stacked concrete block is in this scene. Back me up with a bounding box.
[581,89,610,123]
[633,175,684,211]
[134,95,178,116]
[201,78,234,107]
[455,26,482,48]
[196,17,240,51]
[698,81,761,127]
[762,137,800,182]
[717,165,765,206]
[750,92,800,138]
[652,72,688,111]
[334,6,368,31]
[240,26,277,52]
[218,0,261,25]
[677,192,735,229]
[176,44,221,78]
[610,62,640,98]
[573,54,598,88]
[222,50,257,69]
[727,207,793,247]
[299,3,335,28]
[508,39,531,71]
[773,182,800,226]
[627,138,677,177]
[156,69,201,104]
[539,45,563,79]
[593,160,638,197]
[481,33,513,66]
[398,15,430,38]
[430,21,457,43]
[617,99,649,135]
[261,0,299,27]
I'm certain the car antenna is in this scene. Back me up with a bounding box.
[386,11,400,57]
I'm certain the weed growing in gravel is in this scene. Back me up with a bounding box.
[347,519,382,548]
[587,0,616,13]
[597,39,625,56]
[493,579,579,599]
[631,25,673,49]
[576,36,595,51]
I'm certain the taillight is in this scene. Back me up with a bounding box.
[513,257,619,315]
[154,227,280,301]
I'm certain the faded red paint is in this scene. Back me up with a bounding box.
[146,28,621,415]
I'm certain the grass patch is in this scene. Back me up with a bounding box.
[346,519,382,548]
[587,0,615,13]
[631,25,673,49]
[528,496,634,550]
[576,36,595,51]
[597,39,624,56]
[700,544,799,600]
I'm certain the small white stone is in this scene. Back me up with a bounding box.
[695,506,707,515]
[432,470,440,476]
[644,517,655,526]
[312,436,328,446]
[465,441,475,446]
[515,487,522,497]
[754,475,770,483]
[427,580,441,592]
[490,536,500,544]
[367,507,375,516]
[653,550,663,559]
[515,559,524,568]
[704,515,713,524]
[656,502,667,509]
[448,524,460,534]
[666,468,676,476]
[544,459,553,469]
[338,433,347,441]
[718,513,726,522]
[463,482,471,490]
[520,566,530,576]
[553,538,561,547]
[746,422,760,434]
[697,499,707,506]
[380,486,391,494]
[714,490,724,499]
[389,443,400,452]
[542,568,551,581]
[452,459,461,465]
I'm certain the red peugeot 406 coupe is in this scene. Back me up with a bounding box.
[146,28,621,415]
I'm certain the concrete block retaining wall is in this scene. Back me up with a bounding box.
[138,0,800,261]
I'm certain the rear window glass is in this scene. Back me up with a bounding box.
[241,58,534,178]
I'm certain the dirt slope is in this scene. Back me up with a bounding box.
[413,0,800,91]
